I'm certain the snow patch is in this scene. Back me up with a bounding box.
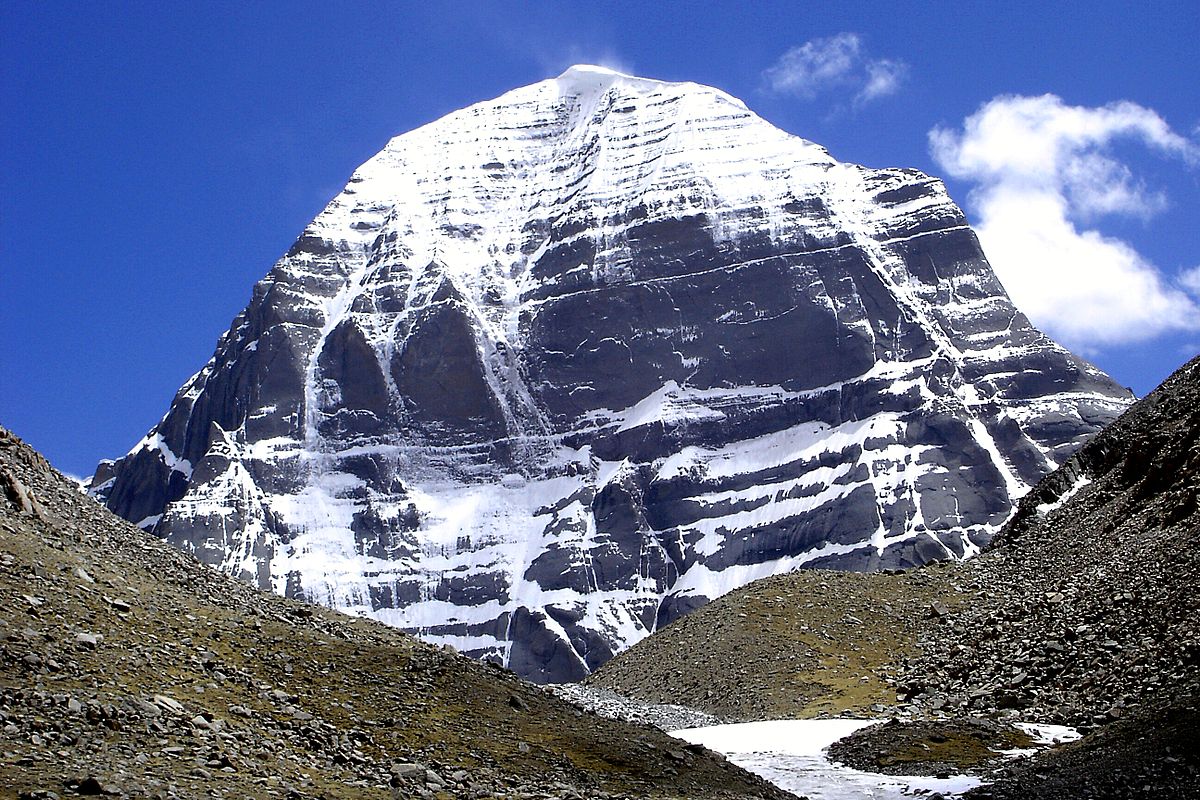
[131,433,193,478]
[673,719,982,799]
[1037,476,1092,515]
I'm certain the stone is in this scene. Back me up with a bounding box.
[0,468,43,518]
[73,633,101,649]
[135,699,162,718]
[152,695,184,715]
[74,778,105,796]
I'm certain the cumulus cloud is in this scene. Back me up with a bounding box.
[930,94,1200,351]
[763,33,906,105]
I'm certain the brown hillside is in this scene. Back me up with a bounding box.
[0,427,793,800]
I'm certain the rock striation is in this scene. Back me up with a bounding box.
[91,65,1131,681]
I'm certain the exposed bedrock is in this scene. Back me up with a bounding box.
[92,66,1132,681]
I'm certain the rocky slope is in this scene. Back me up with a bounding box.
[965,684,1200,799]
[898,352,1200,726]
[91,64,1130,682]
[0,426,794,800]
[592,354,1200,793]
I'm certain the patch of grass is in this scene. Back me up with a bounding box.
[828,719,1037,776]
[876,727,1034,769]
[594,565,968,720]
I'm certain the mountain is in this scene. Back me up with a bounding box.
[591,354,1200,796]
[0,425,792,800]
[90,65,1131,682]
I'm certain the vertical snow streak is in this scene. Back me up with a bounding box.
[302,249,373,448]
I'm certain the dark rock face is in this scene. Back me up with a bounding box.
[91,66,1132,682]
[391,280,509,443]
[318,319,390,436]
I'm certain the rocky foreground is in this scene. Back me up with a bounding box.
[0,427,793,800]
[592,355,1200,797]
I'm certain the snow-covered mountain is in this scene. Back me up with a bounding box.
[91,65,1132,682]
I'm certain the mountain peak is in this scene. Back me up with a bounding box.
[556,63,633,79]
[549,64,749,112]
[552,63,671,99]
[92,68,1133,682]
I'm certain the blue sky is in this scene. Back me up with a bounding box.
[2,1,1198,477]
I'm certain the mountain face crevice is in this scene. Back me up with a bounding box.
[92,65,1132,681]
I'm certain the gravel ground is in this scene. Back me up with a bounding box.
[825,718,1036,777]
[966,682,1200,800]
[547,684,724,732]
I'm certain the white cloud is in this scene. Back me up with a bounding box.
[930,94,1200,350]
[763,33,906,105]
[859,59,907,103]
[1181,265,1200,297]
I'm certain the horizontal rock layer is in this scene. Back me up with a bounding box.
[93,65,1132,681]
